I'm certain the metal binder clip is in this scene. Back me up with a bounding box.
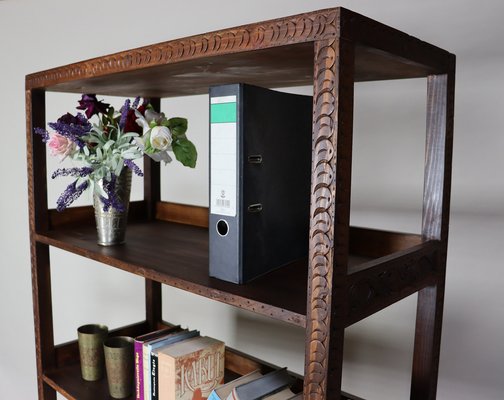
[247,155,263,164]
[247,203,263,213]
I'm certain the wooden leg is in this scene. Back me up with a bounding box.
[411,282,445,399]
[31,242,56,400]
[145,279,162,330]
[414,57,455,399]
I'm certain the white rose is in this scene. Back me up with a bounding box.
[150,126,172,151]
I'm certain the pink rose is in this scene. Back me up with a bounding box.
[48,133,76,160]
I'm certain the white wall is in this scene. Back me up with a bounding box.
[1,0,503,399]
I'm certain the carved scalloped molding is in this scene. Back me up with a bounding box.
[26,9,338,90]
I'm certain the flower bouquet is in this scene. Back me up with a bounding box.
[35,94,197,245]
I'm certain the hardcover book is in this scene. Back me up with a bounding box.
[209,83,312,284]
[135,326,182,400]
[208,370,262,400]
[145,330,200,400]
[226,368,295,400]
[158,336,225,400]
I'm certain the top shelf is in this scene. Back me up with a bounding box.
[25,8,453,97]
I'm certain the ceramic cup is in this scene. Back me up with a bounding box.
[104,336,135,399]
[77,324,109,381]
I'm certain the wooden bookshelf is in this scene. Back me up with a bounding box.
[26,7,455,399]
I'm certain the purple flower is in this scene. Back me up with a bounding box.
[124,159,144,177]
[48,113,91,148]
[131,96,141,109]
[57,112,86,125]
[77,94,110,119]
[119,99,131,129]
[51,167,94,179]
[34,127,50,142]
[100,174,126,212]
[56,180,89,212]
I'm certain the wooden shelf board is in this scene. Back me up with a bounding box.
[43,363,247,400]
[43,361,363,400]
[36,220,373,328]
[25,8,451,97]
[37,43,437,98]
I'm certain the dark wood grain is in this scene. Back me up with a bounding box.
[156,201,209,228]
[304,35,355,400]
[36,220,308,326]
[27,89,56,400]
[26,9,339,92]
[143,98,163,332]
[411,56,455,400]
[341,8,451,73]
[25,8,451,98]
[145,279,162,331]
[347,242,438,326]
[349,226,423,258]
[48,201,147,229]
[144,98,161,221]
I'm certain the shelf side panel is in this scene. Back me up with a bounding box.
[412,57,455,400]
[346,242,439,327]
[304,35,355,400]
[341,7,451,74]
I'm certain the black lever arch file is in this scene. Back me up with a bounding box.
[209,83,312,284]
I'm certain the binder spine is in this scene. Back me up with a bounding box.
[209,84,242,283]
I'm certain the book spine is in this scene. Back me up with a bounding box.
[158,355,173,400]
[209,84,242,284]
[135,341,144,400]
[151,353,158,400]
[143,343,151,400]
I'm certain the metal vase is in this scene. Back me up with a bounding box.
[93,168,132,246]
[104,336,135,399]
[77,324,109,381]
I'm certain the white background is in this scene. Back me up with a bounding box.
[1,0,503,399]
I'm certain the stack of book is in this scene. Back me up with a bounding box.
[209,368,301,400]
[135,327,225,400]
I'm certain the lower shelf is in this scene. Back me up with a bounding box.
[42,321,364,400]
[43,363,364,400]
[43,363,242,400]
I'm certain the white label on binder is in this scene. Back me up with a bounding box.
[210,97,237,217]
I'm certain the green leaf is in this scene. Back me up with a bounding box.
[103,140,115,151]
[121,132,139,139]
[172,138,197,168]
[167,118,187,137]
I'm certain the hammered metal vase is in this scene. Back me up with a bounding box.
[93,169,132,246]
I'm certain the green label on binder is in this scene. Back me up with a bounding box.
[211,102,236,123]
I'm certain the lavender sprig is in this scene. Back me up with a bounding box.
[56,180,89,212]
[48,115,91,149]
[124,160,143,177]
[51,167,94,179]
[34,127,50,142]
[100,174,125,212]
[119,99,131,129]
[131,96,141,110]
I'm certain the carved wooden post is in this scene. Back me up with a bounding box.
[27,89,56,400]
[304,36,355,400]
[412,55,456,399]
